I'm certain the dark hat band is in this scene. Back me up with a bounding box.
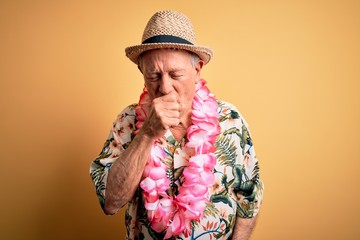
[142,35,193,45]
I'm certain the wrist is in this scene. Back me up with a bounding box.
[136,126,158,142]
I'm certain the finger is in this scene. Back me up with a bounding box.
[159,91,180,103]
[160,108,180,119]
[163,102,181,112]
[153,99,181,112]
[162,118,180,129]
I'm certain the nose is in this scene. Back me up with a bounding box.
[159,75,173,95]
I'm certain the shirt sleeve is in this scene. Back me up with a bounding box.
[89,104,137,210]
[233,117,264,218]
[218,101,264,218]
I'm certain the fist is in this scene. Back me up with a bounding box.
[141,91,182,139]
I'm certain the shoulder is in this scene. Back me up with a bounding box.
[111,104,138,144]
[217,100,249,128]
[112,103,137,125]
[115,103,137,118]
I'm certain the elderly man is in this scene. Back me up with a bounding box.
[90,10,263,240]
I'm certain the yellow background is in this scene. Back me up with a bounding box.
[1,0,359,239]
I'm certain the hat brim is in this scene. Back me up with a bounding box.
[125,43,213,65]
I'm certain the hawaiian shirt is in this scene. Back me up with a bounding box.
[90,100,264,240]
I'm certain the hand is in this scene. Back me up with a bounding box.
[140,91,182,139]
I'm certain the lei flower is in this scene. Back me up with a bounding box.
[135,79,220,239]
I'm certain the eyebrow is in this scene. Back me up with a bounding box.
[145,68,186,74]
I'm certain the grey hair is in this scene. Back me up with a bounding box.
[188,51,201,67]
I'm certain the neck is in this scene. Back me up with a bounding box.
[171,112,192,142]
[170,124,188,142]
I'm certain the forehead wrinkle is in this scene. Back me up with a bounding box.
[141,49,193,74]
[144,63,185,74]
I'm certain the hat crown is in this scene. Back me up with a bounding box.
[125,10,212,65]
[142,10,196,44]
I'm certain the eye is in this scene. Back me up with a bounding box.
[170,72,183,80]
[148,77,159,82]
[146,74,161,82]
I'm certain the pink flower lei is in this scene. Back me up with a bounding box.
[135,79,220,239]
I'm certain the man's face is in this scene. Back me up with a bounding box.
[139,49,203,118]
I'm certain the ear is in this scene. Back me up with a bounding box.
[194,60,204,83]
[137,64,143,74]
[195,60,204,76]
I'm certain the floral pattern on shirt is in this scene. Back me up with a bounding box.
[90,100,264,239]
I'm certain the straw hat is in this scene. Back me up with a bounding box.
[125,10,213,65]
